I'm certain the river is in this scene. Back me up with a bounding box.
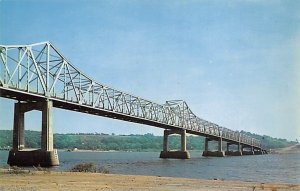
[0,150,299,184]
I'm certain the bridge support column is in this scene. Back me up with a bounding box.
[202,137,225,157]
[181,129,187,152]
[218,137,223,152]
[225,143,243,156]
[8,100,59,167]
[204,137,209,152]
[162,130,168,152]
[12,103,25,150]
[160,129,190,159]
[41,101,53,151]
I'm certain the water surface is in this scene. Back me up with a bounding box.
[0,151,299,184]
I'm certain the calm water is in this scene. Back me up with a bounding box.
[0,150,299,184]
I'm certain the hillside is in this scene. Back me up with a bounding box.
[273,143,300,154]
[0,130,296,151]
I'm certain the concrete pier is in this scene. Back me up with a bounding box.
[8,149,59,166]
[7,100,59,167]
[202,137,225,157]
[41,101,54,151]
[224,142,242,156]
[160,129,190,159]
[241,146,255,155]
[203,150,225,157]
[12,103,25,150]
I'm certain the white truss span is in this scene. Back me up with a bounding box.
[0,42,261,148]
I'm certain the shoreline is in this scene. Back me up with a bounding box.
[1,143,299,154]
[0,171,299,191]
[271,143,300,154]
[62,143,300,154]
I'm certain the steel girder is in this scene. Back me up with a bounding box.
[0,42,261,148]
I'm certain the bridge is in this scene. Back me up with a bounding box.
[0,42,266,166]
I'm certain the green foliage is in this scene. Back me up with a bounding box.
[69,162,110,174]
[0,130,295,151]
[0,130,41,149]
[240,131,296,149]
[8,166,30,174]
[33,165,50,173]
[0,130,13,149]
[69,162,97,173]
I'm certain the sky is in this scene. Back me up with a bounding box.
[0,0,299,141]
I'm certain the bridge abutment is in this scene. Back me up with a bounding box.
[160,129,190,159]
[7,100,59,167]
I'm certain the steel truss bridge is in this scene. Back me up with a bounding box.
[0,42,262,162]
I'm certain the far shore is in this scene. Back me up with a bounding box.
[0,170,299,191]
[271,143,300,154]
[2,143,300,155]
[64,149,123,152]
[63,143,300,154]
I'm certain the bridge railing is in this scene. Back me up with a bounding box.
[0,42,261,148]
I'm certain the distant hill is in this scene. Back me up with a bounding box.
[273,143,300,154]
[0,130,296,151]
[240,130,297,149]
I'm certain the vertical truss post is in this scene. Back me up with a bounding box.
[26,51,29,92]
[18,48,21,89]
[4,47,7,85]
[46,43,50,95]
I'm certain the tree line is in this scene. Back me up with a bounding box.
[0,130,295,151]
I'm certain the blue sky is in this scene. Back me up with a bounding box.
[0,0,299,140]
